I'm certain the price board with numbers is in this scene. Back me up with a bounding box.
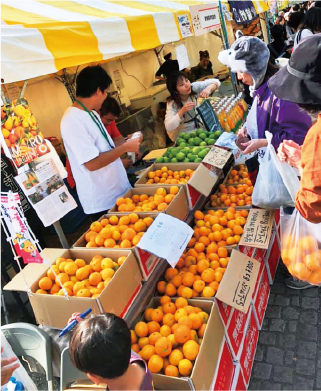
[197,99,223,133]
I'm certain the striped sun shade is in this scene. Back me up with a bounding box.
[1,0,215,83]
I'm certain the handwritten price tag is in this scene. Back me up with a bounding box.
[137,214,193,268]
[239,209,274,249]
[202,146,232,169]
[216,249,260,313]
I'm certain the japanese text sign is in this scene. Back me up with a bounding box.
[136,213,193,268]
[203,146,232,169]
[190,3,221,36]
[216,249,260,313]
[239,209,274,249]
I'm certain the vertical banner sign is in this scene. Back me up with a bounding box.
[1,192,43,264]
[190,3,221,36]
[177,14,193,38]
[228,1,258,25]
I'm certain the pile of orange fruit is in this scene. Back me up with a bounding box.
[114,187,179,213]
[210,183,253,208]
[281,234,321,285]
[192,209,247,247]
[144,167,194,185]
[36,254,127,297]
[131,298,208,377]
[226,165,251,185]
[84,214,154,248]
[156,246,229,299]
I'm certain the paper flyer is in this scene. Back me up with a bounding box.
[1,192,43,264]
[15,159,77,227]
[1,98,50,168]
[177,14,193,38]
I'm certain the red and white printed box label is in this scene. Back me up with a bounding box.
[213,341,235,391]
[226,308,249,358]
[240,312,259,385]
[216,298,232,327]
[254,269,270,328]
[186,184,201,210]
[238,245,256,258]
[135,248,158,280]
[268,236,280,281]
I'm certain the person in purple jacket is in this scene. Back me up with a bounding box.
[218,32,311,161]
[69,313,153,390]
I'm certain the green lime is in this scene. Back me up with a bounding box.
[198,149,208,159]
[207,139,215,145]
[199,132,207,140]
[214,130,222,138]
[163,157,169,163]
[176,152,185,161]
[171,157,178,163]
[155,157,164,163]
[200,141,207,146]
[183,158,190,162]
[195,158,203,163]
[188,138,194,145]
[209,133,215,139]
[192,147,201,155]
[190,132,197,138]
[171,149,178,157]
[193,137,201,146]
[180,142,186,147]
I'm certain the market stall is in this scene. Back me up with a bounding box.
[1,2,307,391]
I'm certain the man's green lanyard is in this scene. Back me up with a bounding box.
[75,99,114,149]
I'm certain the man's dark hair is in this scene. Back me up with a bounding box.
[299,7,321,31]
[76,66,112,98]
[100,97,121,117]
[292,4,300,11]
[288,11,305,29]
[69,313,131,379]
[164,52,172,60]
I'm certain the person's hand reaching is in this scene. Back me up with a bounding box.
[1,348,20,386]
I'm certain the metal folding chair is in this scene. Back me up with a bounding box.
[1,323,53,391]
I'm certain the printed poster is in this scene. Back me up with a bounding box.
[1,192,43,264]
[15,159,77,227]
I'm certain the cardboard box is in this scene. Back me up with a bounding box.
[239,311,260,386]
[71,213,160,281]
[109,186,189,221]
[252,268,270,330]
[4,248,143,329]
[187,145,234,199]
[72,213,157,249]
[134,163,200,188]
[231,365,247,391]
[134,163,206,210]
[142,298,225,391]
[211,341,236,391]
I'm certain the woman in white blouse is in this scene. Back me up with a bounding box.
[164,71,220,141]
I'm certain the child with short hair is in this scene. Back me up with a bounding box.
[69,313,153,390]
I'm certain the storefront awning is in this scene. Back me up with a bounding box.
[1,0,214,83]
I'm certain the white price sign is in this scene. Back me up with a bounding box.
[190,3,221,36]
[137,213,193,268]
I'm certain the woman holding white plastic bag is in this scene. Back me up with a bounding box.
[217,31,311,185]
[267,35,321,289]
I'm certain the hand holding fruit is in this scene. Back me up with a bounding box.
[277,140,301,170]
[179,102,195,118]
[124,137,141,153]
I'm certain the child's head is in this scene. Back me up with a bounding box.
[69,313,131,384]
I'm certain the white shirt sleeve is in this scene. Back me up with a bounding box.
[294,29,314,47]
[191,78,221,95]
[61,117,100,166]
[164,101,183,140]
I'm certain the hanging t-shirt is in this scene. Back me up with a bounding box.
[61,107,131,214]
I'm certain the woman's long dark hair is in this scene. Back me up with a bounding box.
[166,71,196,108]
[199,50,210,60]
[298,7,321,32]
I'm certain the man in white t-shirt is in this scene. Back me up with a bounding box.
[61,66,141,217]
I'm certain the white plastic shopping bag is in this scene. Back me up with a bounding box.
[1,332,38,391]
[252,132,298,209]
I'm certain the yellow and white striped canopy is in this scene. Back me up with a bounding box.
[1,0,217,83]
